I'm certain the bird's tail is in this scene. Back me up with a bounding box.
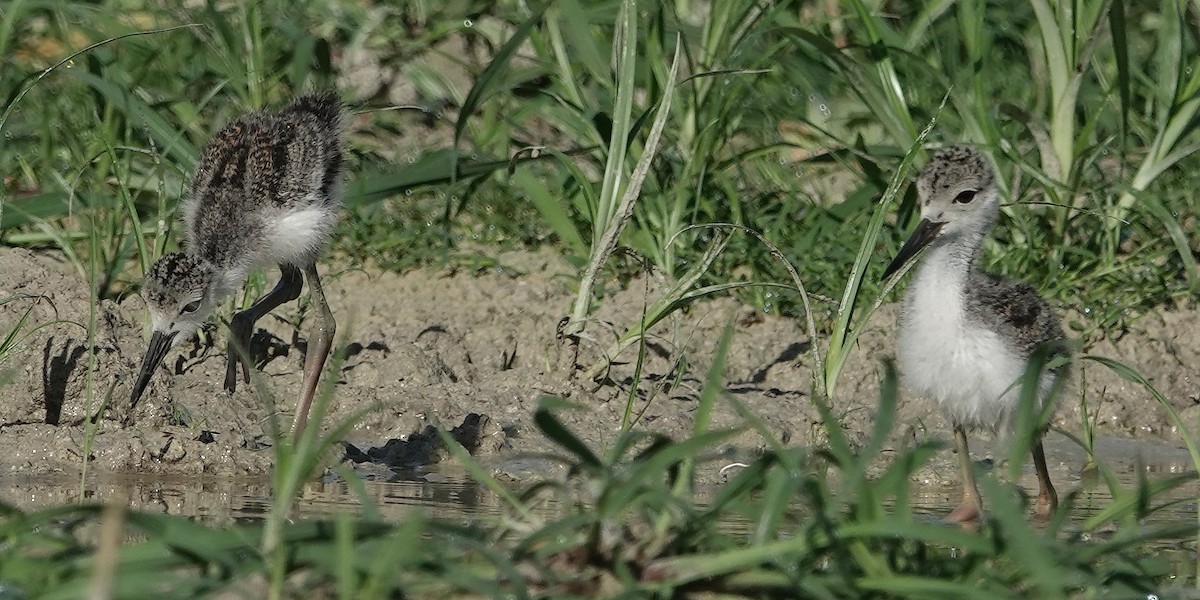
[285,91,344,130]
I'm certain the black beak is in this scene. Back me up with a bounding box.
[130,330,176,410]
[882,218,945,280]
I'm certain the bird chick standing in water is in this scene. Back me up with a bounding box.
[882,145,1068,524]
[130,92,344,438]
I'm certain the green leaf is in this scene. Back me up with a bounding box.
[534,397,602,468]
[70,72,200,168]
[453,4,549,154]
[512,168,585,255]
[555,0,608,84]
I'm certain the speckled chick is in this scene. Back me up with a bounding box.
[882,144,1068,525]
[131,92,345,437]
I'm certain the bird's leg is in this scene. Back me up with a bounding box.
[1031,437,1058,518]
[946,425,984,525]
[292,263,336,439]
[225,264,304,393]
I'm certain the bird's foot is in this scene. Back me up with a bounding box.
[224,318,255,393]
[223,352,253,393]
[1033,492,1058,520]
[945,502,983,529]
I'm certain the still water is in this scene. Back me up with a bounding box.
[1,433,1194,596]
[1,438,1195,528]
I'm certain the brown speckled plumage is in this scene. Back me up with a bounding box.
[186,91,343,270]
[916,145,995,207]
[141,252,212,313]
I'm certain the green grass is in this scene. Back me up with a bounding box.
[2,1,1195,329]
[1,0,1199,597]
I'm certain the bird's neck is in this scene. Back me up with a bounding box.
[914,225,987,293]
[191,254,249,304]
[215,266,250,300]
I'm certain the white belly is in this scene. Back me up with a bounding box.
[899,305,1027,430]
[212,203,339,298]
[260,204,338,267]
[897,260,1035,431]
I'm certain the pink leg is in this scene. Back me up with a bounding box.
[292,263,335,439]
[945,425,983,526]
[1032,437,1058,519]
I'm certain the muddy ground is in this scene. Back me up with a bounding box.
[0,246,1196,493]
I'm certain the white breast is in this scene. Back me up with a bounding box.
[897,248,1029,431]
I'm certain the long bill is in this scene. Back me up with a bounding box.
[882,218,945,280]
[130,330,177,409]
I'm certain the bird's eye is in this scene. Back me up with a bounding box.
[953,189,977,204]
[180,300,202,315]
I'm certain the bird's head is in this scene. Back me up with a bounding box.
[883,145,1000,279]
[130,252,219,408]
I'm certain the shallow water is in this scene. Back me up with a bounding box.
[2,437,1195,528]
[0,435,1193,548]
[1,440,1197,590]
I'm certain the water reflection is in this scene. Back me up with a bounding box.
[0,471,557,525]
[0,455,1193,529]
[296,476,519,522]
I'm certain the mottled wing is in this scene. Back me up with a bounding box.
[189,93,343,211]
[184,116,270,265]
[968,272,1068,361]
[189,116,255,206]
[270,92,345,209]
